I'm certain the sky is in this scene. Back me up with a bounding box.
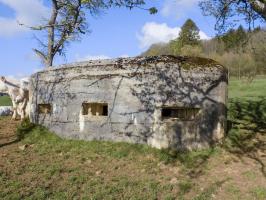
[0,0,240,78]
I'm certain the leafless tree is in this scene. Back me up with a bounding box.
[20,0,157,68]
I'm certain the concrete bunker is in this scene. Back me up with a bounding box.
[29,55,228,150]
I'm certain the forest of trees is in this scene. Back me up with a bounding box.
[142,19,266,79]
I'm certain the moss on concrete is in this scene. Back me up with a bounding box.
[36,55,226,75]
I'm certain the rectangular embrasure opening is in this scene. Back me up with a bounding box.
[161,107,200,120]
[38,104,52,114]
[82,103,108,116]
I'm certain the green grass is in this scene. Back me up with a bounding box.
[229,77,266,100]
[1,123,171,199]
[242,171,257,181]
[251,187,266,200]
[178,180,193,195]
[0,95,12,106]
[17,119,217,168]
[0,119,226,199]
[226,77,266,155]
[225,184,241,196]
[193,180,226,200]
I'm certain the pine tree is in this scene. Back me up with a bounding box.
[170,19,201,55]
[221,25,247,51]
[179,19,201,47]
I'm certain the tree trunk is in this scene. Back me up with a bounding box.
[46,0,58,68]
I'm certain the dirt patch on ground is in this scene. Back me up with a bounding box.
[0,117,20,147]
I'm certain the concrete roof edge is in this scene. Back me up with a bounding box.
[33,55,227,75]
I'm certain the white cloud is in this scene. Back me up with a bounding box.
[0,0,49,36]
[162,0,200,19]
[119,54,129,58]
[137,22,181,49]
[76,54,111,61]
[199,31,210,40]
[76,54,130,61]
[137,22,210,49]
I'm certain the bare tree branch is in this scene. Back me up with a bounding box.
[53,0,82,56]
[199,0,265,33]
[33,48,47,63]
[20,0,157,68]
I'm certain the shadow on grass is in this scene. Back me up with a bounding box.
[16,118,36,141]
[7,117,218,179]
[7,120,218,179]
[225,97,266,177]
[0,140,19,148]
[157,147,219,178]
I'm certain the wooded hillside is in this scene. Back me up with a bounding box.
[141,20,266,78]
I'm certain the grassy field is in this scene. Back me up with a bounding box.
[229,77,266,100]
[0,95,12,106]
[0,78,265,199]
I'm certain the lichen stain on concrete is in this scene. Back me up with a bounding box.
[29,55,228,150]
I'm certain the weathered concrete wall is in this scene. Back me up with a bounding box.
[29,56,228,150]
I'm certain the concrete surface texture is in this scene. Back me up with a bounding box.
[29,55,228,150]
